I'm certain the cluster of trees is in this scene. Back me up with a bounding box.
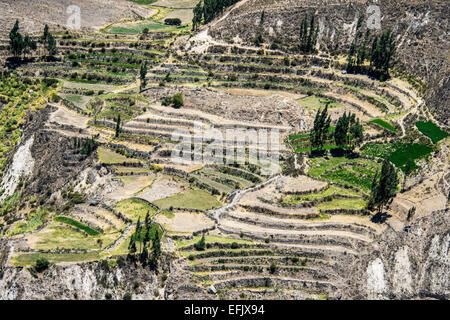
[310,105,364,152]
[299,13,319,53]
[347,17,396,80]
[9,20,36,58]
[128,212,162,267]
[334,112,363,151]
[310,104,331,151]
[192,0,241,30]
[41,25,58,57]
[73,137,98,156]
[368,158,399,214]
[9,20,57,59]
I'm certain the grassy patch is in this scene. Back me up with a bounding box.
[11,251,100,266]
[116,198,158,222]
[153,188,222,210]
[32,224,118,251]
[54,216,100,236]
[97,147,140,164]
[415,121,448,144]
[317,198,367,210]
[283,185,360,204]
[8,207,49,236]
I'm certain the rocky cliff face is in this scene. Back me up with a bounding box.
[342,210,449,300]
[209,0,449,126]
[0,242,169,300]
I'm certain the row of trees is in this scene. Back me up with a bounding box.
[310,105,363,152]
[299,13,319,53]
[192,0,241,30]
[128,212,162,267]
[346,16,396,79]
[334,112,363,150]
[9,20,57,59]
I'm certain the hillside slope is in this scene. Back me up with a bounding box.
[206,0,449,126]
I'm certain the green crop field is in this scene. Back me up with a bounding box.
[369,118,398,133]
[322,168,373,191]
[54,216,100,236]
[415,121,448,143]
[153,188,222,210]
[361,142,433,172]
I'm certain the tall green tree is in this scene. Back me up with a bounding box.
[9,20,24,58]
[23,35,37,58]
[310,104,331,151]
[140,62,147,92]
[192,1,203,31]
[368,159,399,213]
[115,114,121,138]
[128,237,137,254]
[41,24,57,57]
[299,13,318,53]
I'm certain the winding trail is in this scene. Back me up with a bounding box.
[206,175,281,222]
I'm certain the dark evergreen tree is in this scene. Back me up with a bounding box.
[9,20,24,58]
[192,1,203,31]
[310,104,331,151]
[368,159,399,213]
[115,114,121,138]
[128,237,137,254]
[139,62,147,92]
[299,13,318,53]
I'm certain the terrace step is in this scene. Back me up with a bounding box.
[218,287,324,300]
[218,219,372,249]
[190,266,339,283]
[213,276,338,293]
[223,211,377,239]
[239,202,319,219]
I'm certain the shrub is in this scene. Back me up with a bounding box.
[269,263,277,274]
[172,93,184,108]
[35,258,50,272]
[162,96,172,106]
[105,292,112,300]
[123,293,132,300]
[194,235,206,251]
[231,242,239,249]
[164,18,182,26]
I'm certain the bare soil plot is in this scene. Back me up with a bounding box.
[152,0,198,8]
[47,105,89,129]
[164,9,194,24]
[106,175,156,201]
[156,210,215,233]
[137,176,185,202]
[0,0,152,36]
[143,87,310,130]
[278,175,328,195]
